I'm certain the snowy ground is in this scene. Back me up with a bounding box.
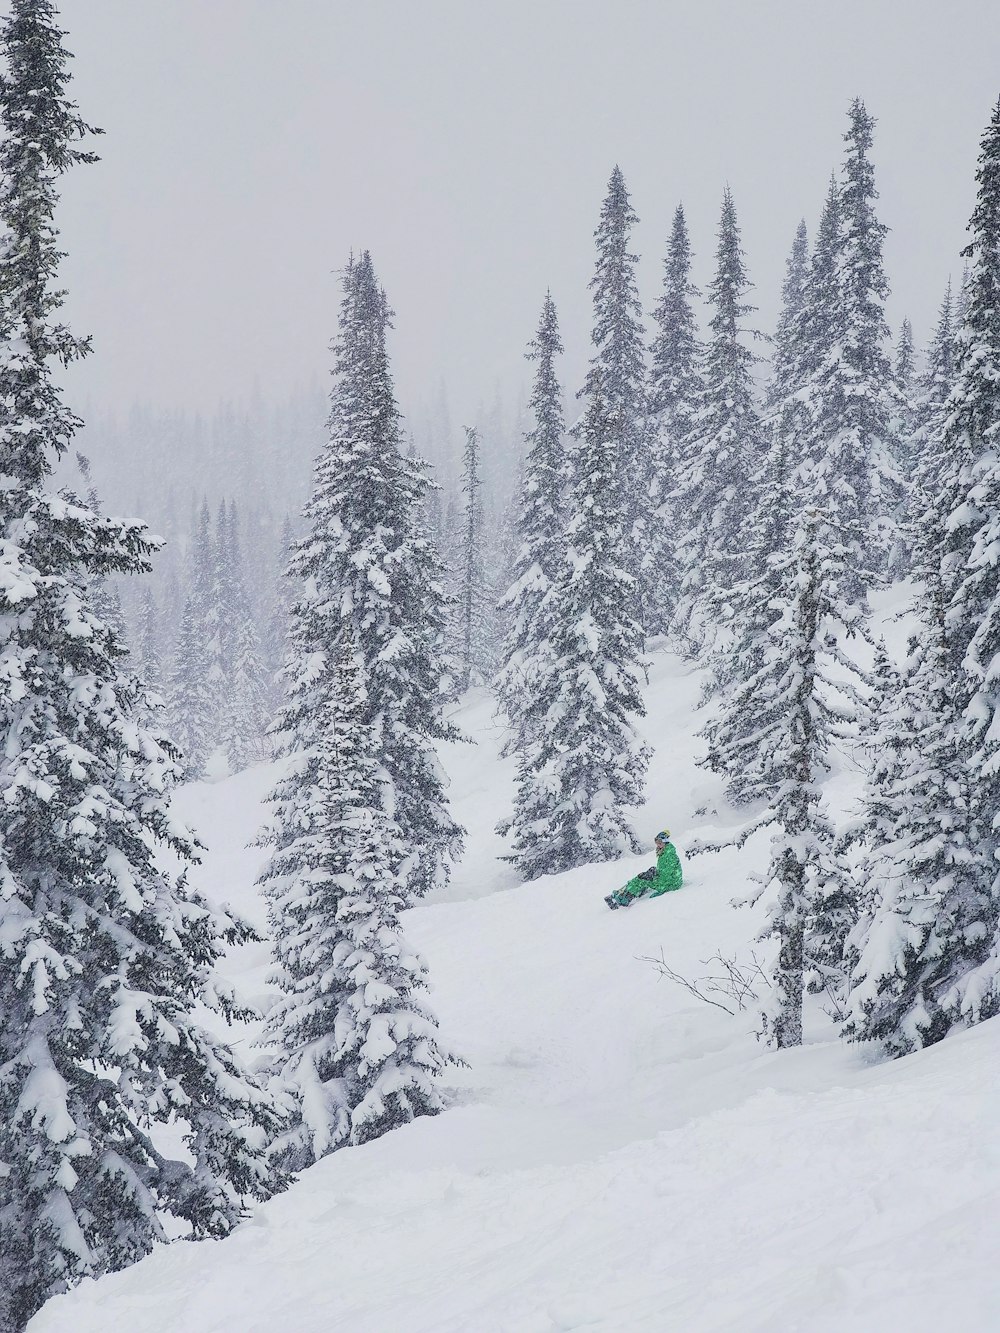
[31,639,1000,1332]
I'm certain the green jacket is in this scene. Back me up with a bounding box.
[620,842,683,901]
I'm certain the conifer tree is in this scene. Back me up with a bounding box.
[711,512,857,1046]
[501,378,649,877]
[580,166,654,625]
[135,585,162,689]
[930,97,1000,1024]
[0,7,281,1327]
[455,425,493,691]
[166,503,218,776]
[222,500,272,768]
[649,203,703,459]
[766,219,809,410]
[273,251,462,901]
[843,581,979,1054]
[496,293,566,753]
[262,638,456,1169]
[838,99,899,568]
[677,188,763,633]
[648,204,703,623]
[909,281,956,583]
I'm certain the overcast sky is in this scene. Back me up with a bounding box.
[53,0,1000,428]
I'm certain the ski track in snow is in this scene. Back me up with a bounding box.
[30,618,1000,1332]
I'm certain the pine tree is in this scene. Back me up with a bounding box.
[677,187,763,634]
[275,251,462,901]
[455,426,493,690]
[261,638,456,1169]
[135,585,162,688]
[580,167,654,626]
[931,97,1000,1025]
[496,293,566,753]
[909,281,956,584]
[720,514,856,1047]
[766,219,809,410]
[648,203,703,624]
[838,99,898,569]
[843,582,978,1054]
[0,7,282,1328]
[222,500,272,769]
[501,377,649,877]
[166,503,218,777]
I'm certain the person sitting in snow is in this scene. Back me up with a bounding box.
[605,830,682,909]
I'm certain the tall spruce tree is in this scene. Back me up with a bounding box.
[270,251,462,902]
[0,7,281,1328]
[708,511,857,1046]
[500,376,649,877]
[455,425,493,691]
[843,581,978,1054]
[222,500,272,769]
[496,293,567,753]
[932,97,1000,1025]
[648,203,703,623]
[909,281,957,585]
[166,502,218,776]
[580,166,654,627]
[837,99,898,570]
[262,637,456,1169]
[766,219,809,410]
[676,187,763,635]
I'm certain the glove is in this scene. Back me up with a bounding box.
[637,867,656,882]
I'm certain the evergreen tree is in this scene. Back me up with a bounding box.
[649,203,703,457]
[166,503,218,777]
[766,219,809,409]
[648,203,703,624]
[837,99,898,569]
[501,377,649,878]
[222,500,272,769]
[496,293,566,752]
[274,251,462,901]
[135,585,162,689]
[455,426,493,691]
[843,582,979,1054]
[261,637,456,1169]
[677,187,763,634]
[932,97,1000,1024]
[580,166,654,626]
[909,281,956,584]
[713,513,856,1047]
[0,7,281,1328]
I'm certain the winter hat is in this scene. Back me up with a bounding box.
[655,829,671,842]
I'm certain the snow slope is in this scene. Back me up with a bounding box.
[31,646,1000,1332]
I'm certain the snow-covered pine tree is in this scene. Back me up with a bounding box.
[930,96,1000,1025]
[0,6,282,1327]
[766,219,809,410]
[74,451,129,650]
[496,292,567,754]
[261,635,456,1169]
[647,203,703,625]
[455,425,493,691]
[135,585,162,688]
[837,98,899,572]
[908,281,956,585]
[222,499,272,769]
[580,166,655,628]
[501,376,649,878]
[166,502,218,776]
[676,187,763,638]
[720,511,856,1047]
[649,203,703,468]
[893,318,917,448]
[843,577,979,1055]
[276,250,462,900]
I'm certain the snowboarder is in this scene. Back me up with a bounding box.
[605,830,683,909]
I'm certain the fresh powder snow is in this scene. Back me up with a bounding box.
[29,627,1000,1333]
